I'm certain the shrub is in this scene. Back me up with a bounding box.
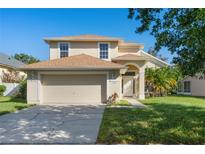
[18,80,27,99]
[107,92,119,105]
[0,85,6,96]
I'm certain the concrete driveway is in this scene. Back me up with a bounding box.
[0,105,105,144]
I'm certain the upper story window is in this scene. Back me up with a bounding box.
[99,43,109,59]
[59,42,69,58]
[184,81,191,93]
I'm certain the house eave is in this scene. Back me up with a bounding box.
[19,67,125,71]
[0,63,17,70]
[43,38,122,44]
[112,58,147,61]
[140,50,170,66]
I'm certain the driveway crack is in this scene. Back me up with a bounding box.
[29,113,40,121]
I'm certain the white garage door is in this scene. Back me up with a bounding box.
[41,74,107,105]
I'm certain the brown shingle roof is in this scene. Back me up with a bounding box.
[21,54,125,70]
[44,34,122,42]
[112,54,147,61]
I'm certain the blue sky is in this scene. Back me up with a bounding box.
[0,8,173,62]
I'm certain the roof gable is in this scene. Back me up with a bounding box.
[139,50,170,66]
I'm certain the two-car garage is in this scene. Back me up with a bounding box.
[41,74,107,105]
[24,54,124,105]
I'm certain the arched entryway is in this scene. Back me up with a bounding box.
[122,64,140,97]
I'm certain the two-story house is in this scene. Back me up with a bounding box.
[21,35,169,105]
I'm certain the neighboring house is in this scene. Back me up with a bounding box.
[0,52,25,96]
[178,74,205,97]
[21,34,169,105]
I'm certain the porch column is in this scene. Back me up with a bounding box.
[139,68,145,100]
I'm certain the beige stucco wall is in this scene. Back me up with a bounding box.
[27,71,40,104]
[117,60,146,69]
[26,70,121,104]
[118,46,141,53]
[49,41,149,61]
[49,42,58,60]
[180,75,205,96]
[108,70,121,99]
[49,41,118,60]
[69,42,99,58]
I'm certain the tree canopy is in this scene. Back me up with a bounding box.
[14,53,40,64]
[128,8,205,76]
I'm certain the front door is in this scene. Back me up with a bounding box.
[123,76,134,97]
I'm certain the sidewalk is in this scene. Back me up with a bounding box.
[123,97,146,108]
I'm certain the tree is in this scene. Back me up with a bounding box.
[145,66,182,96]
[147,47,168,62]
[128,8,205,76]
[1,69,25,83]
[14,53,40,64]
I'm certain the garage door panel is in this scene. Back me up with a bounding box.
[42,74,106,104]
[42,75,105,85]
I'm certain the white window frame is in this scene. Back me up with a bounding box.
[183,81,191,93]
[58,42,70,58]
[98,42,110,60]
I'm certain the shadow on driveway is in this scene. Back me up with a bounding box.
[0,105,105,144]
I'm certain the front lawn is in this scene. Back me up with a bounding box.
[97,95,205,144]
[0,96,30,115]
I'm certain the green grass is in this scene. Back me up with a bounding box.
[97,95,205,144]
[109,100,131,106]
[0,96,31,115]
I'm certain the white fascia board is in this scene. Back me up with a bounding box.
[139,50,170,66]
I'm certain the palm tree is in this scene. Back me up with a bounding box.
[145,66,181,97]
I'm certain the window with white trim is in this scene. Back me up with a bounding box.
[184,81,191,93]
[59,43,69,58]
[99,43,109,59]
